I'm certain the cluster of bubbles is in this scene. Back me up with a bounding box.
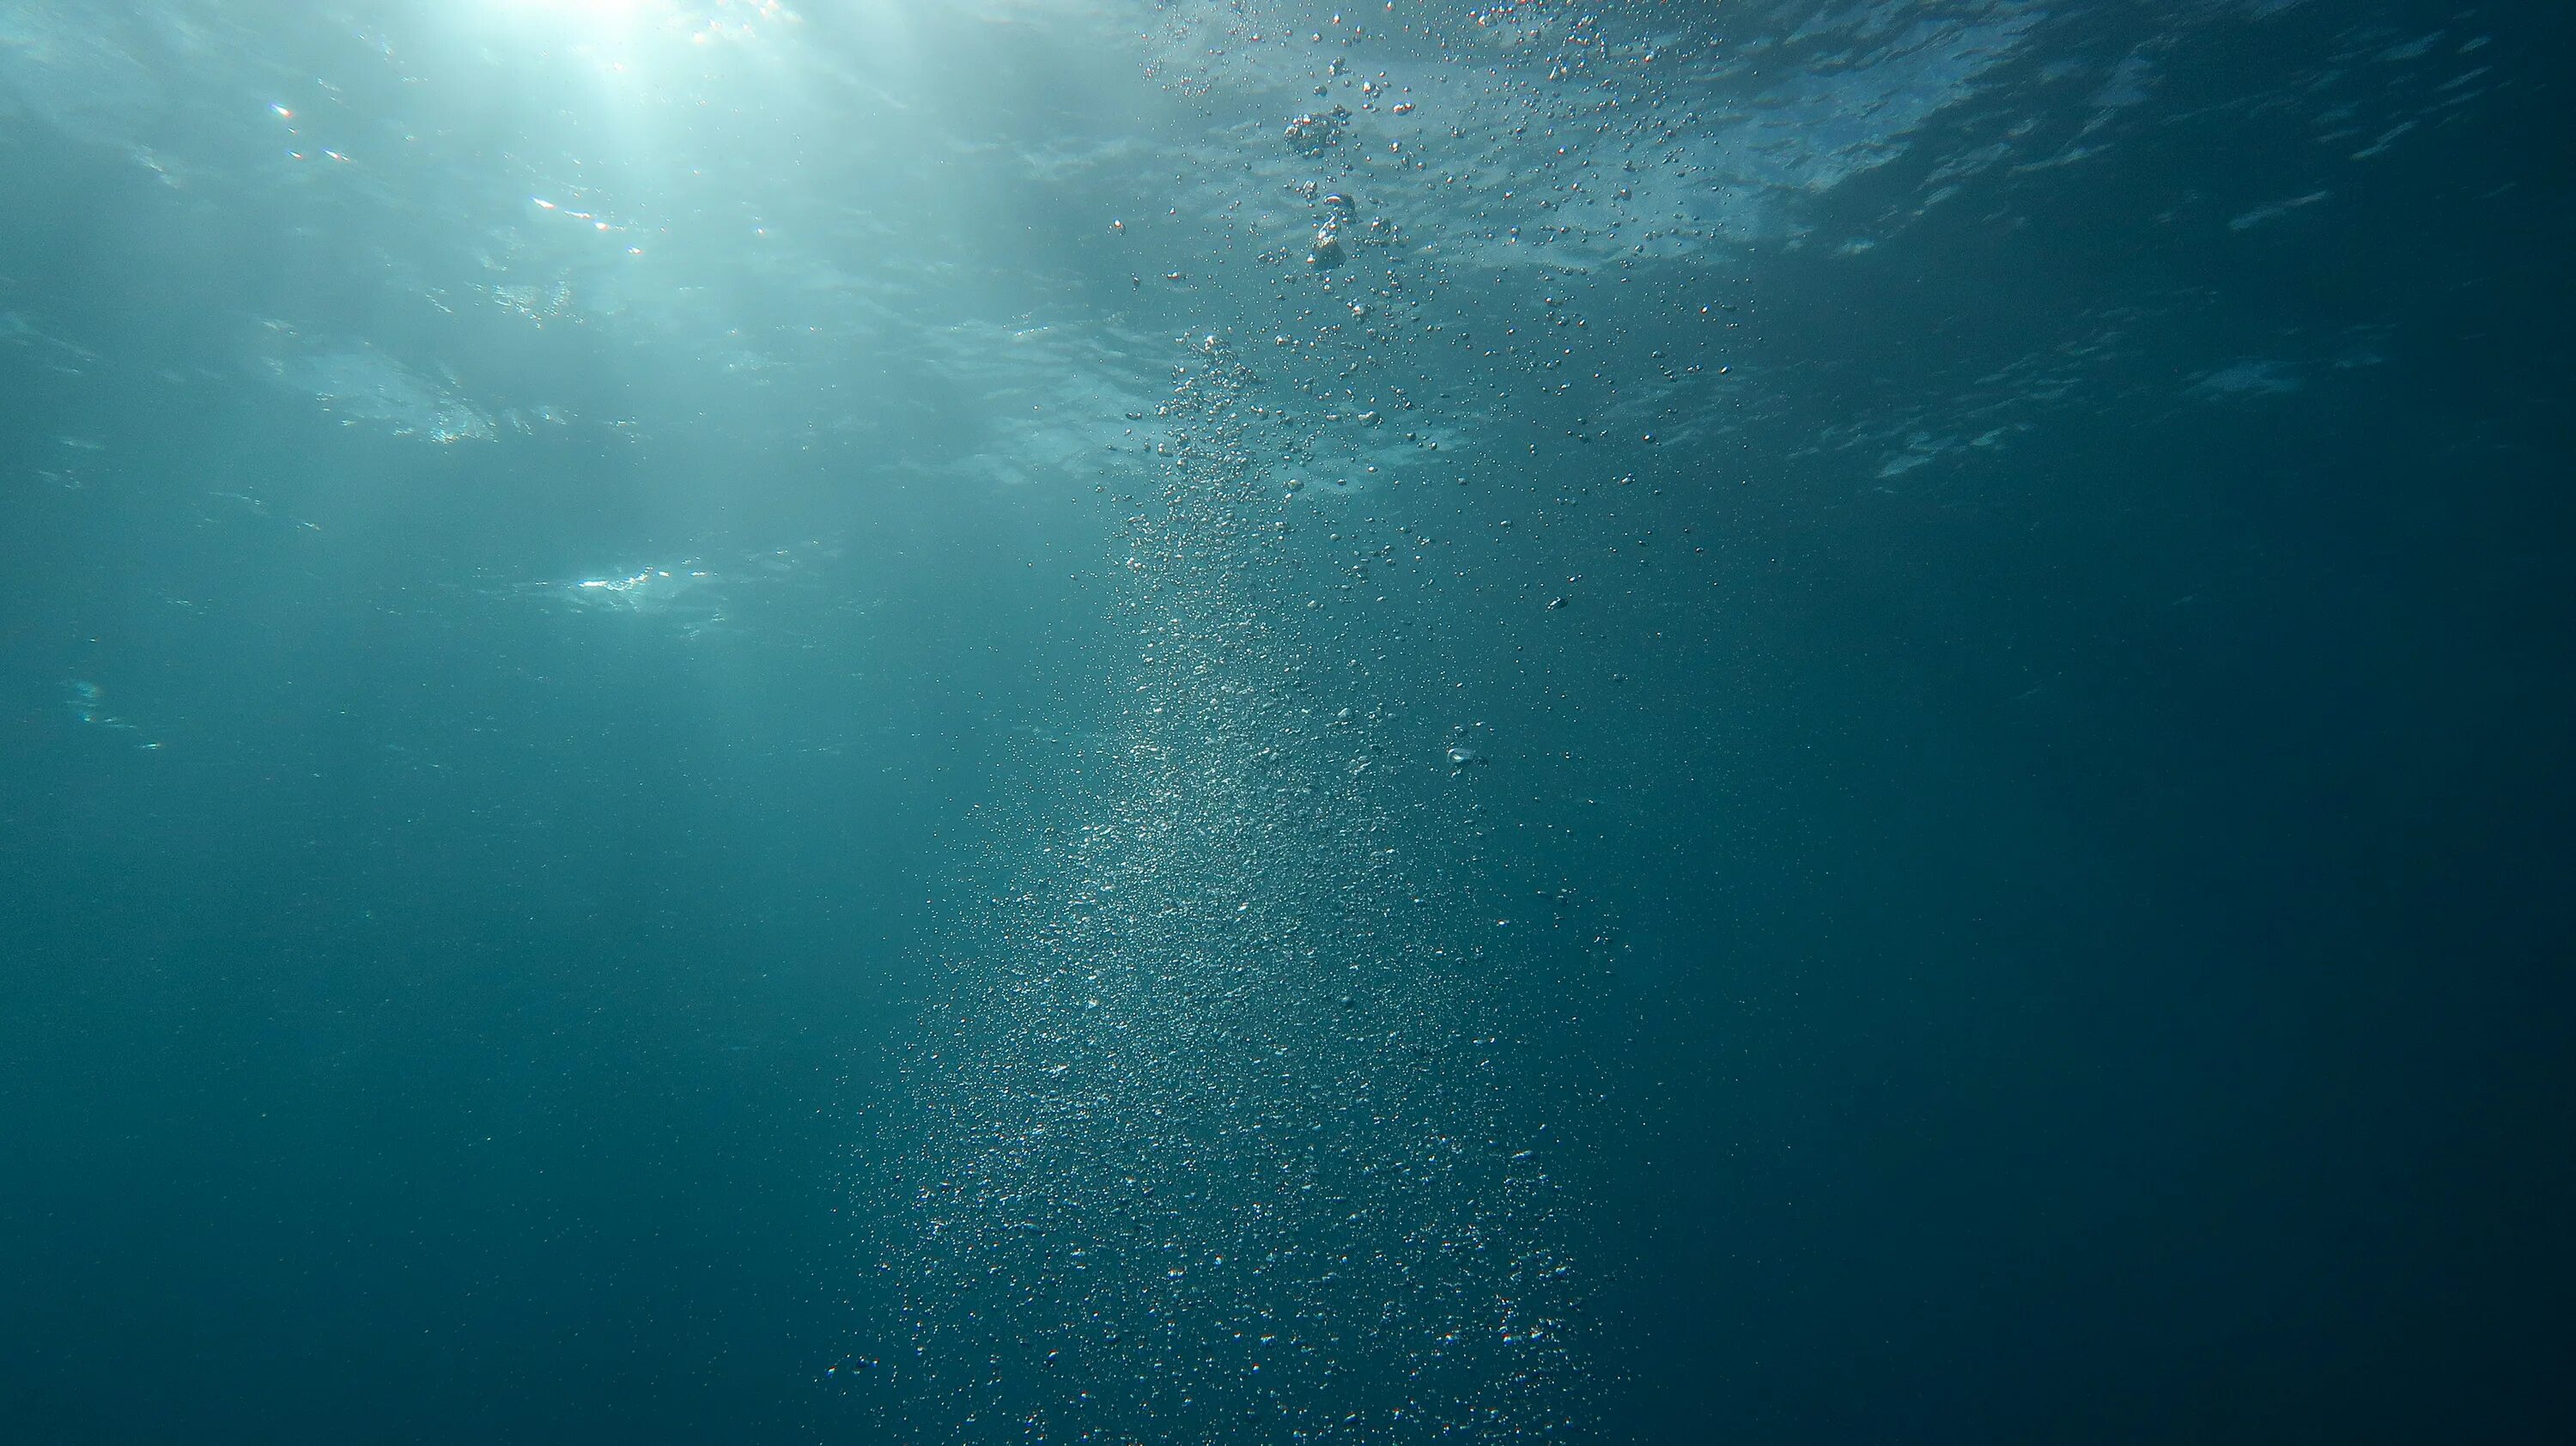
[1284,102,1353,158]
[860,336,1591,1438]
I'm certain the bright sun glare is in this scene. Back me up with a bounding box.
[483,0,793,48]
[510,0,654,20]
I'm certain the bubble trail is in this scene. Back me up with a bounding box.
[860,346,1594,1443]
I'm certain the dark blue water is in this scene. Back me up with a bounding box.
[5,3,2570,1442]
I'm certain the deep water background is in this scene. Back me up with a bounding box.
[4,2,2573,1443]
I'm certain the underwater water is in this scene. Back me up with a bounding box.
[3,1,2570,1442]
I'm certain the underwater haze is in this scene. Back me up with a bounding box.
[3,1,2571,1442]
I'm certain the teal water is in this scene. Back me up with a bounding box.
[3,3,2570,1442]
